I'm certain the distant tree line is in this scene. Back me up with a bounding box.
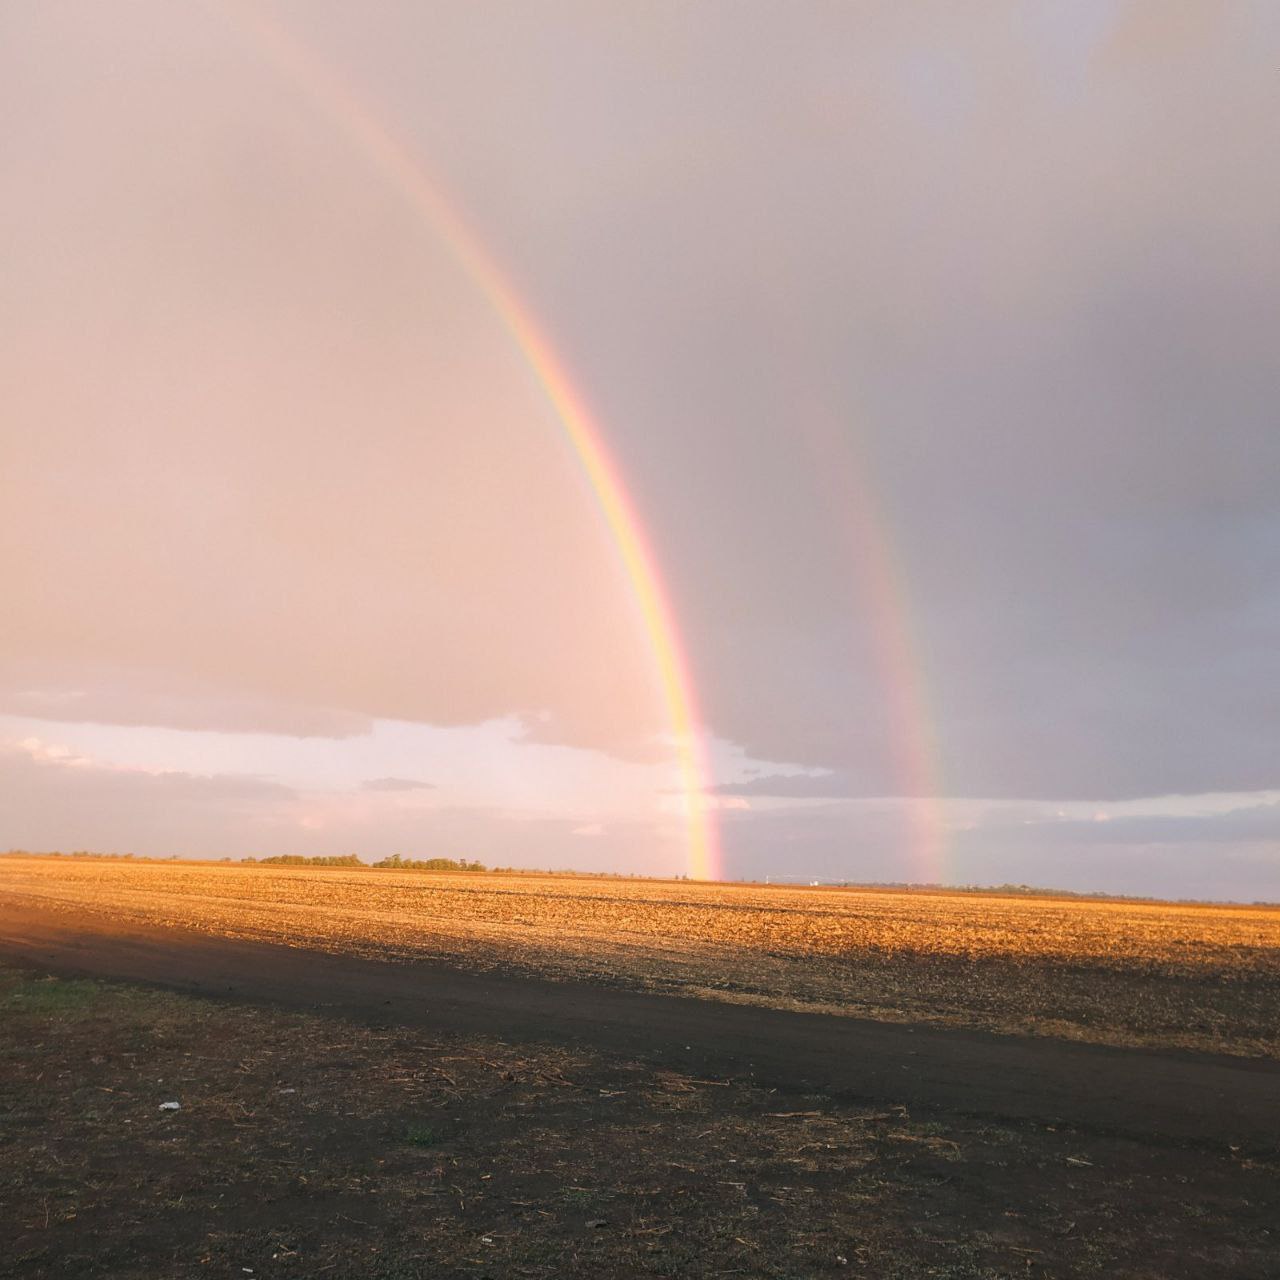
[372,854,487,872]
[0,850,173,861]
[3,851,1273,906]
[244,854,364,867]
[237,853,492,872]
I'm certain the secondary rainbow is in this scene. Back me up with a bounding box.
[765,279,947,885]
[216,0,720,879]
[799,416,946,885]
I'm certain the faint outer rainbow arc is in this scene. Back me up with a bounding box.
[764,273,946,883]
[797,416,947,885]
[216,0,720,879]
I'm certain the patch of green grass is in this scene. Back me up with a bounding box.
[2,975,104,1016]
[403,1123,437,1147]
[0,966,216,1035]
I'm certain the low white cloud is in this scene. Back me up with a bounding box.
[0,736,684,872]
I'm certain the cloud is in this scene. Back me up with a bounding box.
[2,0,1279,906]
[408,0,1278,804]
[0,662,373,739]
[4,736,295,799]
[713,771,863,800]
[0,3,669,761]
[360,776,435,792]
[0,739,297,857]
[0,737,683,871]
[972,802,1280,848]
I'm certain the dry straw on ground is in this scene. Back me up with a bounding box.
[2,857,1277,1057]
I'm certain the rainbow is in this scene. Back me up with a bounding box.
[215,0,720,879]
[796,415,946,884]
[765,278,946,883]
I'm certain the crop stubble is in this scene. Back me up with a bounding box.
[1,857,1276,1057]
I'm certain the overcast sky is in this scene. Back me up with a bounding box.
[3,1,1278,899]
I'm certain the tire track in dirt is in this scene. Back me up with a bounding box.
[2,899,1278,1157]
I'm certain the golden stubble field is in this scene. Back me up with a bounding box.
[3,857,1278,1057]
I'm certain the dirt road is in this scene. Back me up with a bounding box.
[3,899,1277,1156]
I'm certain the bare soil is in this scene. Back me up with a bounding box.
[2,958,1278,1280]
[4,903,1279,1155]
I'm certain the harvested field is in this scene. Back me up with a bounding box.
[2,857,1278,1057]
[2,964,1277,1280]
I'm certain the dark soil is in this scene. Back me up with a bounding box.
[1,905,1278,1279]
[2,903,1278,1153]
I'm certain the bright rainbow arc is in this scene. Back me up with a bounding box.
[217,0,720,879]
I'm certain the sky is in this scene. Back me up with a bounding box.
[3,0,1278,900]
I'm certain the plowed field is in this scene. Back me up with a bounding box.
[2,857,1277,1056]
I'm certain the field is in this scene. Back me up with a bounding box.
[2,857,1277,1057]
[3,964,1278,1280]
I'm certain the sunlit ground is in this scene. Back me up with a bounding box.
[3,856,1277,1058]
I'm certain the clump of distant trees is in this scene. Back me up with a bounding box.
[244,854,490,872]
[0,850,164,861]
[1,849,491,873]
[245,854,364,867]
[373,854,487,873]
